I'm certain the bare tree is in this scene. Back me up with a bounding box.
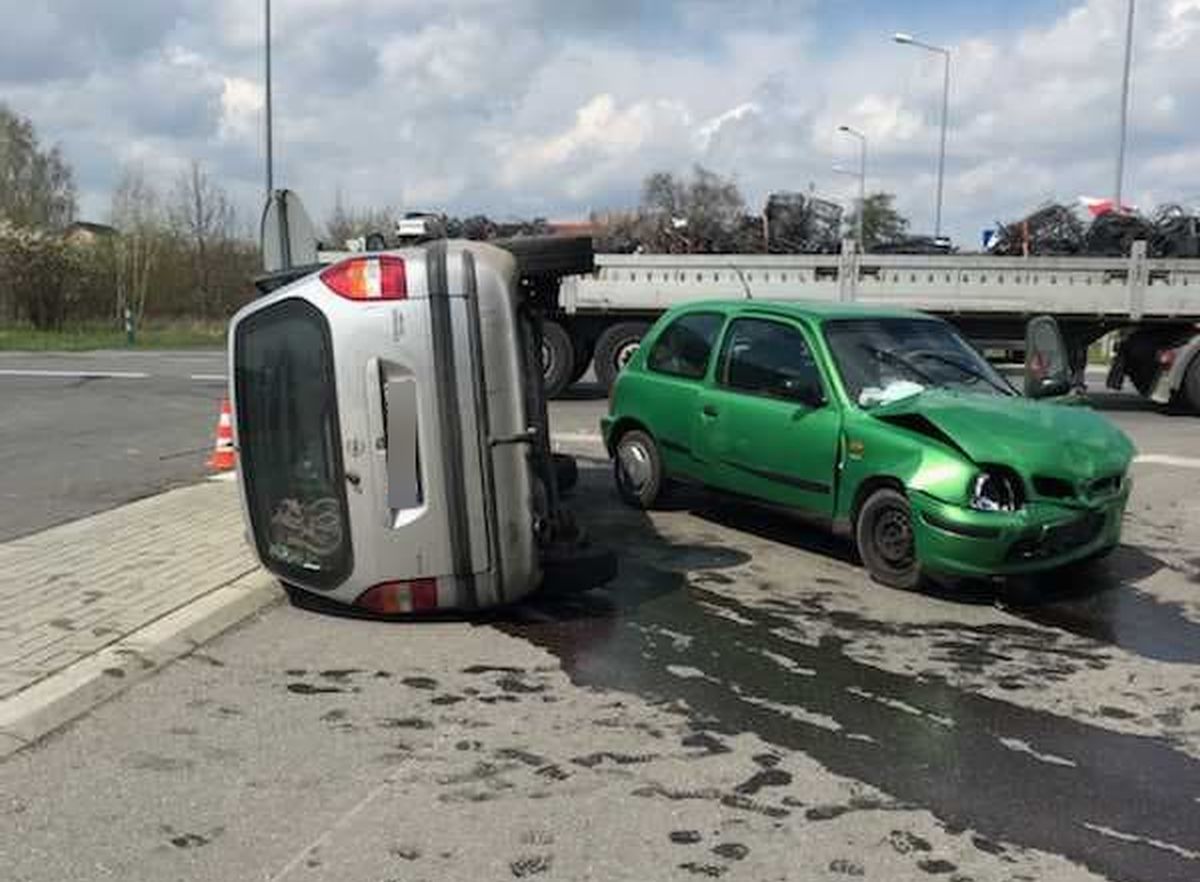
[0,103,77,230]
[110,164,163,325]
[169,161,234,318]
[324,189,397,247]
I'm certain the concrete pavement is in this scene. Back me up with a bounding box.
[0,479,280,755]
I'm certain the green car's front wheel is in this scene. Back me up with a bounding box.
[614,429,663,509]
[856,488,922,590]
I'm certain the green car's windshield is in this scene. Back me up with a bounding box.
[823,318,1015,408]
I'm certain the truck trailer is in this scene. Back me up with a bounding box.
[544,241,1200,411]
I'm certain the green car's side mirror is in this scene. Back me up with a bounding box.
[1024,315,1072,399]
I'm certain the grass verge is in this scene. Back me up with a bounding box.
[0,321,227,351]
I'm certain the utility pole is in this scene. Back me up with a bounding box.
[264,0,274,199]
[837,126,867,252]
[1114,0,1135,211]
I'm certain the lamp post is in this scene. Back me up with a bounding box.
[1114,0,1135,211]
[894,32,950,240]
[837,125,867,252]
[264,0,274,199]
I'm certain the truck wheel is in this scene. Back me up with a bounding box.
[613,429,663,509]
[1185,354,1200,414]
[540,320,575,399]
[570,340,594,384]
[594,321,650,390]
[855,488,922,590]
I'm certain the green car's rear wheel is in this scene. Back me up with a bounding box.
[856,488,922,589]
[613,429,663,509]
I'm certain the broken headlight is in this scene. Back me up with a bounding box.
[970,471,1022,513]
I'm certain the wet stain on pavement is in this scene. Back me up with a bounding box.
[733,767,792,795]
[501,543,1200,882]
[712,842,749,861]
[286,682,342,695]
[379,716,433,730]
[681,730,733,757]
[828,858,865,876]
[678,860,727,877]
[510,854,553,877]
[401,676,439,690]
[1000,556,1200,664]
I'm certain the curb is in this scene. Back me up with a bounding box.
[0,569,282,760]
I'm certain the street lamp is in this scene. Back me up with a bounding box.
[1114,0,1135,211]
[894,31,950,240]
[837,125,867,252]
[264,0,274,199]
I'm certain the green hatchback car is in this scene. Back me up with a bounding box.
[600,301,1135,588]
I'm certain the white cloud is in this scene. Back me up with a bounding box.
[1,0,1198,246]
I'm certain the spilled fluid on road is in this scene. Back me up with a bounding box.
[499,472,1200,882]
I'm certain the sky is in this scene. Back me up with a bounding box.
[2,0,1199,246]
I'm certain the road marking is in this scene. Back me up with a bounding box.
[267,775,397,881]
[553,431,603,443]
[190,374,227,382]
[0,369,149,380]
[1134,454,1200,470]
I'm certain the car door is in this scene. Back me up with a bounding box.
[692,315,841,516]
[636,310,726,478]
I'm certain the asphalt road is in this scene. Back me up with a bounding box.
[0,350,229,541]
[3,352,1200,880]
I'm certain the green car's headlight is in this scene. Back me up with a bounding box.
[970,470,1023,513]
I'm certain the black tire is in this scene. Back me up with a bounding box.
[570,339,594,384]
[552,452,578,494]
[593,321,650,390]
[1184,354,1200,414]
[855,488,922,590]
[540,320,576,398]
[613,429,664,509]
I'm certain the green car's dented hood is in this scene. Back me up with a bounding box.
[868,390,1136,488]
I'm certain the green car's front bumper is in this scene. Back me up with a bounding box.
[909,483,1130,578]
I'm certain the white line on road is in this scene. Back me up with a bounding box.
[267,776,397,882]
[1134,454,1200,470]
[553,431,603,443]
[189,374,227,382]
[0,368,151,380]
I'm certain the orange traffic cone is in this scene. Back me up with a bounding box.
[208,397,236,471]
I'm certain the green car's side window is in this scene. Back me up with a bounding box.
[646,312,725,380]
[716,317,825,404]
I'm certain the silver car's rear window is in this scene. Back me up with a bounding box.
[234,298,352,588]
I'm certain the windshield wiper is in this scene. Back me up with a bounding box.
[859,344,938,386]
[910,350,1016,396]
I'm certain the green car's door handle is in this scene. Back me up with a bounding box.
[701,404,719,419]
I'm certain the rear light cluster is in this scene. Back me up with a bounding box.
[355,578,438,614]
[320,256,407,301]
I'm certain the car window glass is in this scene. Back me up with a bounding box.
[647,312,724,379]
[719,318,823,402]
